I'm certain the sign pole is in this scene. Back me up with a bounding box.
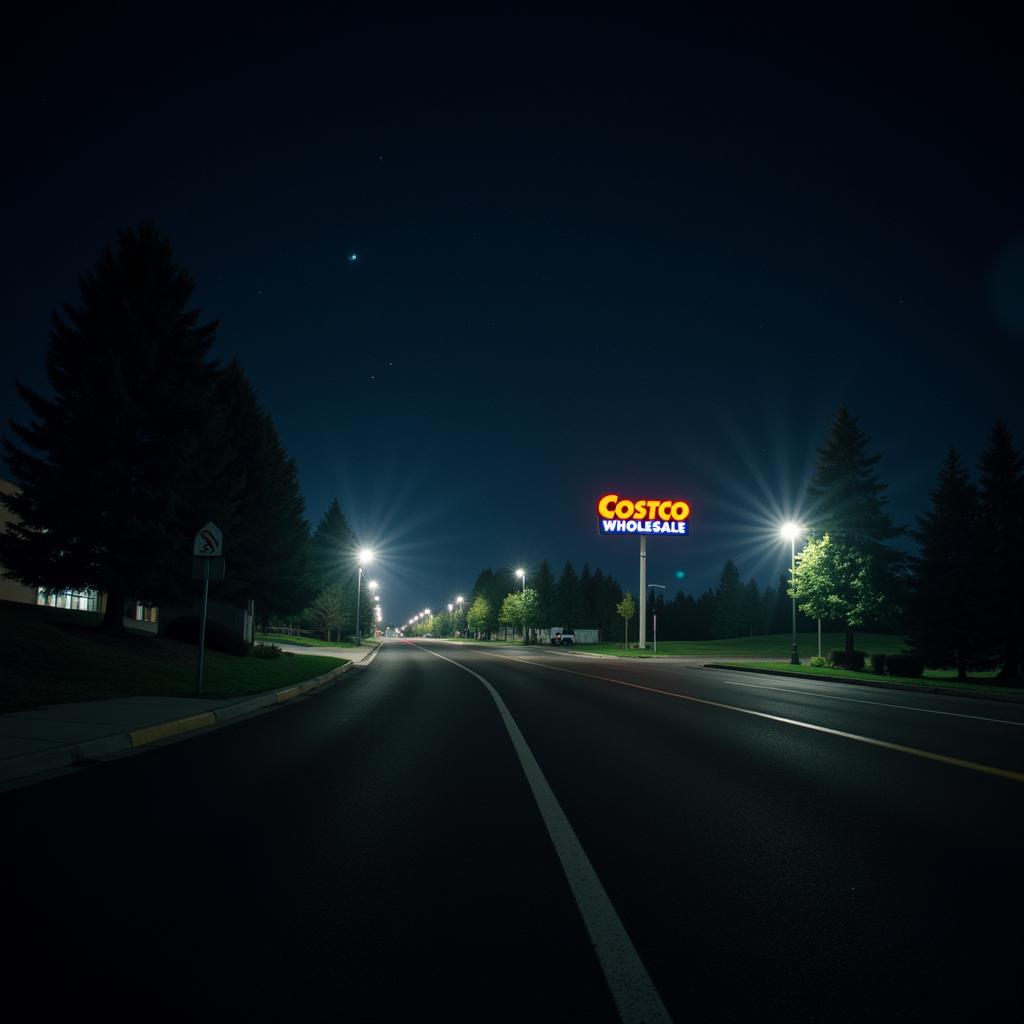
[197,557,210,694]
[639,534,647,649]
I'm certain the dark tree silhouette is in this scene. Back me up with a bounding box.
[1,224,233,631]
[804,405,903,653]
[977,422,1024,679]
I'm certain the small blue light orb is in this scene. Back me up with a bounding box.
[348,252,359,262]
[675,570,686,580]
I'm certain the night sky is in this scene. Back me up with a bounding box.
[3,10,1022,624]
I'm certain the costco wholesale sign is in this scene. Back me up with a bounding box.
[597,493,691,535]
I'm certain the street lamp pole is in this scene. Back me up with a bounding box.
[781,524,801,665]
[355,549,374,646]
[515,568,526,644]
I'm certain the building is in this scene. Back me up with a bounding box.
[0,476,156,629]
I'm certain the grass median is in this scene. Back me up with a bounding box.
[0,601,348,713]
[561,633,908,658]
[705,660,1023,699]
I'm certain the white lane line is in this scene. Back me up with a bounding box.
[718,677,1024,727]
[411,642,673,1024]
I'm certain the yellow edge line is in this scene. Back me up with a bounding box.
[129,712,217,748]
[469,649,1024,784]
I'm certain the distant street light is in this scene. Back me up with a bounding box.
[514,568,526,643]
[780,523,802,665]
[456,595,464,637]
[355,549,374,646]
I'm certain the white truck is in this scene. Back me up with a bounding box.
[549,630,576,646]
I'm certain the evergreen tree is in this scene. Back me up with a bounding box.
[803,405,903,652]
[905,448,983,679]
[579,563,595,626]
[533,560,556,629]
[555,560,582,629]
[310,499,356,594]
[1,224,233,631]
[977,422,1024,678]
[215,361,311,620]
[712,560,745,639]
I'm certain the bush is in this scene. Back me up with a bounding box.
[252,643,281,659]
[808,656,829,668]
[163,616,250,657]
[829,649,867,670]
[870,653,887,675]
[887,653,924,678]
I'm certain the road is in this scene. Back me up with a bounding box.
[4,639,1022,1021]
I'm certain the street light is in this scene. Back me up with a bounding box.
[514,568,526,643]
[456,594,464,637]
[355,549,374,646]
[780,523,802,664]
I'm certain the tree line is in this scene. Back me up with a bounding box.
[789,406,1022,680]
[0,225,370,638]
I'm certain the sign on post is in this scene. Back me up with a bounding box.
[193,522,224,557]
[193,522,224,694]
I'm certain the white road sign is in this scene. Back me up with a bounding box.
[193,521,224,557]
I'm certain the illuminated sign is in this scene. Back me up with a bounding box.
[596,493,691,535]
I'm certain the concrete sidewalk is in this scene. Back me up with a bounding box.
[0,642,381,788]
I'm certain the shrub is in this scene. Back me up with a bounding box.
[809,656,829,668]
[163,616,250,657]
[829,649,866,670]
[870,653,887,675]
[252,643,281,659]
[887,653,924,678]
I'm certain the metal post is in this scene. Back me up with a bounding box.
[197,558,210,694]
[790,537,800,664]
[638,535,647,649]
[818,617,822,659]
[355,565,362,645]
[653,613,657,654]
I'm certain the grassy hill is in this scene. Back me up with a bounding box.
[0,600,347,713]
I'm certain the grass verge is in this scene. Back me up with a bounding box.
[707,661,1024,699]
[0,601,347,712]
[561,633,908,659]
[256,632,360,648]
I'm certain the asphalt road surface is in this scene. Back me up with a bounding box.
[4,639,1022,1021]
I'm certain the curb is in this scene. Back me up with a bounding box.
[0,651,379,786]
[703,663,1024,704]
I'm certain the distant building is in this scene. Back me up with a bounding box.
[0,476,156,628]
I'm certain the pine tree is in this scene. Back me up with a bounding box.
[310,498,356,593]
[215,361,311,620]
[712,560,745,639]
[803,405,903,653]
[906,448,983,679]
[533,560,556,630]
[977,422,1024,679]
[1,224,233,631]
[555,560,581,629]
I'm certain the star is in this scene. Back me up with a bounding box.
[348,253,359,263]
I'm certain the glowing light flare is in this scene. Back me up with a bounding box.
[780,522,803,542]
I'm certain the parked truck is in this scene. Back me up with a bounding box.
[549,630,576,646]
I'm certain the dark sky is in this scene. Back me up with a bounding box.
[3,9,1023,624]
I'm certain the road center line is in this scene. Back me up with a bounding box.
[466,647,1024,785]
[408,641,673,1024]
